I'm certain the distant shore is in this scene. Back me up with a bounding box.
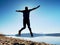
[0,34,55,45]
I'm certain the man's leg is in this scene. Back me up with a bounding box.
[18,19,26,35]
[28,26,33,37]
[27,20,33,37]
[18,27,26,35]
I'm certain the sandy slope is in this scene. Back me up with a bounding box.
[0,34,53,45]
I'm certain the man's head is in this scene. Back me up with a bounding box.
[25,6,28,10]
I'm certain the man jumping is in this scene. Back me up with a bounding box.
[16,5,40,37]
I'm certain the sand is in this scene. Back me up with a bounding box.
[0,34,54,45]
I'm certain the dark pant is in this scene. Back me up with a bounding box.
[23,19,30,28]
[19,19,33,36]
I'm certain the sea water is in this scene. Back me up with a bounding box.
[6,33,60,45]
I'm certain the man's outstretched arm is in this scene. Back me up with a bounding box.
[29,5,40,11]
[16,10,23,12]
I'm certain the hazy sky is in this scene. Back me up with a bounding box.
[0,0,60,34]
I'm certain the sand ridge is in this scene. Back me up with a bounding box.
[0,34,54,45]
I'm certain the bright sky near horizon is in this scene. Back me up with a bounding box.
[0,0,60,34]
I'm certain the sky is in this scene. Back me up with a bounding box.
[0,0,60,34]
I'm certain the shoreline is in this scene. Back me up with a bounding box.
[0,34,55,45]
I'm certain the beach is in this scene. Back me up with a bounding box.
[0,34,53,45]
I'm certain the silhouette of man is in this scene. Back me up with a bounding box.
[16,5,40,37]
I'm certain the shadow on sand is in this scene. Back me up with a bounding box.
[1,33,60,37]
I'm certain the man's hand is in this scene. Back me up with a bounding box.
[29,5,40,11]
[16,10,23,12]
[37,5,40,8]
[16,10,18,12]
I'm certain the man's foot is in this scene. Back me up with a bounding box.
[18,30,21,36]
[31,33,33,37]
